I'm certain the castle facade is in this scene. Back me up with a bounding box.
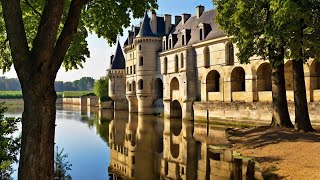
[107,6,320,120]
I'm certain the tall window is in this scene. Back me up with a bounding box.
[130,66,132,74]
[182,35,185,46]
[226,42,234,65]
[134,65,136,74]
[164,57,168,74]
[180,53,184,68]
[138,80,143,90]
[139,56,143,66]
[203,46,210,68]
[139,45,142,50]
[200,28,203,41]
[174,55,179,73]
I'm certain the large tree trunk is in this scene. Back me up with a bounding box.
[18,74,57,180]
[292,60,314,131]
[270,62,293,128]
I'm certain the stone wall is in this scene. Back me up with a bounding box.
[194,101,320,126]
[1,98,63,105]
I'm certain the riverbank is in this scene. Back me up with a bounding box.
[226,126,320,179]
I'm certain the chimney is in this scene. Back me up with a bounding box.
[110,55,114,65]
[150,11,158,34]
[164,14,172,34]
[181,13,191,25]
[196,5,205,18]
[175,16,182,25]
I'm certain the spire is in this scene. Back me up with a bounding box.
[110,41,125,70]
[136,11,155,38]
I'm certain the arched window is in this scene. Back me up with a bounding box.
[180,53,184,68]
[164,57,168,74]
[138,80,143,90]
[226,42,234,65]
[206,70,220,93]
[203,46,210,68]
[174,55,179,73]
[139,56,143,66]
[132,81,136,92]
[231,67,245,92]
[127,82,132,91]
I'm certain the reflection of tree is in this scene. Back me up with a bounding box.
[79,110,111,145]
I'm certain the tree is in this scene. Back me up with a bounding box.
[213,0,294,128]
[271,0,320,131]
[0,103,20,180]
[0,1,157,179]
[93,77,109,102]
[54,147,72,180]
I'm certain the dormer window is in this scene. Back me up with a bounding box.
[181,29,191,46]
[198,23,211,41]
[163,36,167,51]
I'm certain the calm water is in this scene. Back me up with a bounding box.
[6,105,112,180]
[5,105,255,179]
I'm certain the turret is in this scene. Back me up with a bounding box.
[107,42,128,110]
[133,12,162,114]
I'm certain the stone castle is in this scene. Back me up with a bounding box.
[107,5,320,121]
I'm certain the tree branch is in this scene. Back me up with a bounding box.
[32,0,64,65]
[1,0,30,76]
[23,0,41,16]
[51,0,85,73]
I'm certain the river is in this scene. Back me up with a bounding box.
[5,105,257,180]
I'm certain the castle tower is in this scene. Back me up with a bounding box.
[107,42,128,110]
[125,12,163,114]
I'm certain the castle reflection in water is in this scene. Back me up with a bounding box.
[106,110,257,180]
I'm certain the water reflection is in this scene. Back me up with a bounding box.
[109,112,257,180]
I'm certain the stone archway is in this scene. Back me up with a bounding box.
[284,60,294,91]
[231,67,245,92]
[206,70,220,92]
[257,62,272,91]
[310,60,320,101]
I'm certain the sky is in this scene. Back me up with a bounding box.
[2,0,214,82]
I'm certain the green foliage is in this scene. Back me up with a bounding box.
[62,91,93,98]
[213,0,320,64]
[93,77,110,102]
[54,147,72,180]
[0,0,158,72]
[0,102,20,179]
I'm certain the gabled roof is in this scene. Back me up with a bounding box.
[169,9,225,48]
[136,12,156,38]
[111,42,125,70]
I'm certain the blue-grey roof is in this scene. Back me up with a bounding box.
[111,42,125,69]
[136,12,156,38]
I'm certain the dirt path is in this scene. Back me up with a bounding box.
[227,126,320,179]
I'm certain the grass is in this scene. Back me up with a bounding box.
[0,91,23,99]
[62,91,93,98]
[0,91,93,99]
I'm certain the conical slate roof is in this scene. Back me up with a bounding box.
[136,12,155,38]
[111,42,125,69]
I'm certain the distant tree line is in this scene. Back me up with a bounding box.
[0,76,95,92]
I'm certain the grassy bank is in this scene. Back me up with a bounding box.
[0,91,93,99]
